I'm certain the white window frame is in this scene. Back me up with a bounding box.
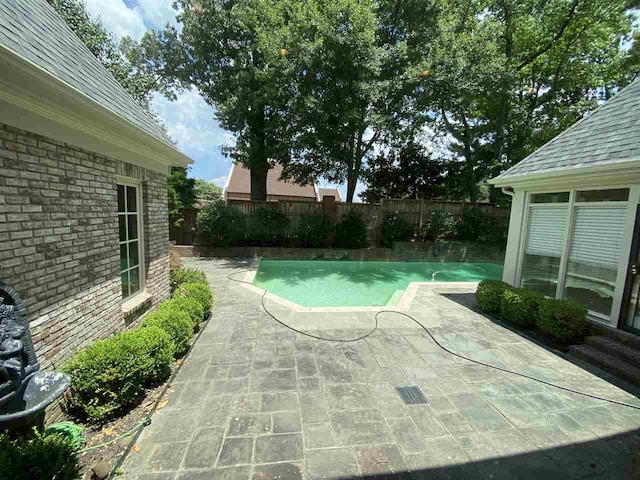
[117,177,145,302]
[516,184,639,324]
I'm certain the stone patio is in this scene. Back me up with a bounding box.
[121,258,640,480]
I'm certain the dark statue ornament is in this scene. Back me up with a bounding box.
[0,281,70,431]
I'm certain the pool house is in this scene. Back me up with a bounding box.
[491,79,640,333]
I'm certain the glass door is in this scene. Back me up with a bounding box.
[623,206,640,333]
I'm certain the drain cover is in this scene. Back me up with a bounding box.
[396,386,427,405]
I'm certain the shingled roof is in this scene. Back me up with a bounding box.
[0,0,173,146]
[492,79,640,184]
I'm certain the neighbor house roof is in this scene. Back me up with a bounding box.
[491,79,640,186]
[318,187,342,202]
[0,0,191,170]
[224,163,318,200]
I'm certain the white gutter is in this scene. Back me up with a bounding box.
[489,157,640,188]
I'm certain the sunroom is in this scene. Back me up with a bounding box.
[491,79,640,332]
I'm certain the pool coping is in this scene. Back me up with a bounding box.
[238,269,480,312]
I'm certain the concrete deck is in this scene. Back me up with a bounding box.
[121,258,640,480]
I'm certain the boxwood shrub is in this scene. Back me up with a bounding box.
[160,297,204,331]
[0,430,81,480]
[499,288,544,328]
[142,306,194,357]
[62,326,173,422]
[475,280,512,314]
[174,282,213,313]
[537,298,589,343]
[170,268,208,293]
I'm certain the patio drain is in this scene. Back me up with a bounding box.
[396,386,427,405]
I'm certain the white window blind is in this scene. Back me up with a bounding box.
[525,207,568,257]
[568,206,626,267]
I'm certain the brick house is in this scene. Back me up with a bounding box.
[223,163,319,202]
[0,0,193,378]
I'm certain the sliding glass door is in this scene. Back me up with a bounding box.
[519,188,630,321]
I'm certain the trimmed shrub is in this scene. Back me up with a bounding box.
[335,211,368,249]
[476,279,512,314]
[381,215,414,247]
[142,307,194,358]
[63,326,173,422]
[455,207,497,243]
[160,297,204,331]
[247,208,290,245]
[499,288,544,328]
[421,210,455,241]
[197,200,246,246]
[297,214,333,248]
[0,430,81,480]
[537,298,588,343]
[170,268,208,293]
[174,282,214,312]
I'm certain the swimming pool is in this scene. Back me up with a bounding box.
[253,260,503,307]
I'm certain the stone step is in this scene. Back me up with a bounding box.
[569,344,640,385]
[584,335,640,368]
[588,322,640,350]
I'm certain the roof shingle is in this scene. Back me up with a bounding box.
[0,0,173,146]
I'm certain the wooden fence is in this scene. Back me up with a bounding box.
[170,198,511,246]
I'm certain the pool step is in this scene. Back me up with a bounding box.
[386,290,405,306]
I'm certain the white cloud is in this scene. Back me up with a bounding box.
[152,89,233,155]
[135,0,179,31]
[209,176,229,188]
[84,0,147,40]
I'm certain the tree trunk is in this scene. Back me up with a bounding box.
[346,170,357,203]
[250,159,269,201]
[494,0,513,166]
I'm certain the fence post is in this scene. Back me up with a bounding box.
[419,199,424,231]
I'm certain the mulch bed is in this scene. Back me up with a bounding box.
[74,363,180,479]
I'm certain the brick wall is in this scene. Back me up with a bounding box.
[0,123,170,375]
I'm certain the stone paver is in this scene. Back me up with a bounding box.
[122,258,640,480]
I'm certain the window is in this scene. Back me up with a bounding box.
[520,206,568,297]
[530,192,570,204]
[575,188,629,203]
[520,188,630,320]
[563,206,626,317]
[118,184,143,299]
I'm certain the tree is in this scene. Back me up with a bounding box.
[361,141,446,203]
[422,0,638,202]
[143,0,302,201]
[194,179,223,203]
[47,0,177,110]
[168,167,196,226]
[280,0,440,202]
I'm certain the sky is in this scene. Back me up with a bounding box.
[83,0,358,199]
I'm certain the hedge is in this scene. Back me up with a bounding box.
[537,298,588,344]
[475,280,512,314]
[476,281,589,344]
[160,297,204,331]
[499,288,544,328]
[0,430,81,480]
[62,326,173,422]
[174,282,213,313]
[170,268,208,293]
[142,307,194,358]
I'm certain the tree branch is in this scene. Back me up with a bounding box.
[516,0,581,72]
